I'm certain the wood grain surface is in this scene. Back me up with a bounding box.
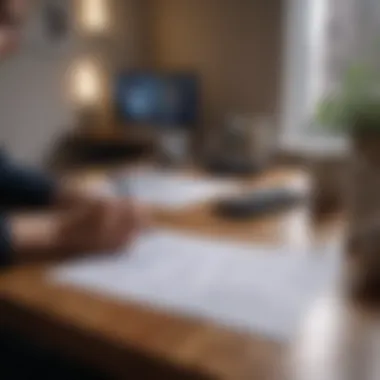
[0,165,343,379]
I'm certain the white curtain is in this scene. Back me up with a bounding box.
[281,0,380,148]
[322,0,380,94]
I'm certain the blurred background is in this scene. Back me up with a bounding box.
[1,0,380,379]
[0,0,371,169]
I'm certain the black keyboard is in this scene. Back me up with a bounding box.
[214,188,306,219]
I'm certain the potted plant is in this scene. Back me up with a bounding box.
[316,62,380,157]
[316,61,380,305]
[316,62,380,228]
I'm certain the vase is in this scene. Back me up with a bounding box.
[346,130,380,305]
[348,132,380,230]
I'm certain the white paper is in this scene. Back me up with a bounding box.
[113,168,237,209]
[50,230,341,342]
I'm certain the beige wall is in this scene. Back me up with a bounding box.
[0,0,143,166]
[0,0,283,164]
[146,0,283,130]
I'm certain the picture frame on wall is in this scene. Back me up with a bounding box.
[22,0,73,57]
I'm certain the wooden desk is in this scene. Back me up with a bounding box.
[0,166,342,379]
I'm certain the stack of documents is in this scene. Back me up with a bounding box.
[50,229,341,341]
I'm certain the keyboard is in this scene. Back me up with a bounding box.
[214,187,306,219]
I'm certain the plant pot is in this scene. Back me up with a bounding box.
[310,157,348,217]
[345,130,380,305]
[348,131,380,230]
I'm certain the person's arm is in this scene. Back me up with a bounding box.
[0,154,101,211]
[0,153,65,267]
[0,156,56,209]
[0,147,125,212]
[0,213,61,266]
[0,154,146,268]
[0,199,145,268]
[0,215,13,267]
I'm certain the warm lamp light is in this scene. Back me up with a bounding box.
[69,58,108,132]
[71,59,103,107]
[79,0,110,34]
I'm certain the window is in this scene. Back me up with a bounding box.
[280,0,350,155]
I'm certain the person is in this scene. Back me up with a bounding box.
[0,0,144,268]
[0,1,145,378]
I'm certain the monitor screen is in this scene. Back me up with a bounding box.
[115,72,199,128]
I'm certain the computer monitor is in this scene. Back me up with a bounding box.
[115,71,199,129]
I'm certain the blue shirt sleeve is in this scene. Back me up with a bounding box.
[0,216,12,268]
[0,152,57,268]
[0,157,56,210]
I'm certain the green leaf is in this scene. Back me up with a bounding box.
[314,60,380,133]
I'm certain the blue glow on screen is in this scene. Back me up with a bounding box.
[115,73,198,127]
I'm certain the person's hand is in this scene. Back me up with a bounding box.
[10,197,148,265]
[57,197,147,258]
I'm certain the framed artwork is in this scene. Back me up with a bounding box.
[22,0,73,56]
